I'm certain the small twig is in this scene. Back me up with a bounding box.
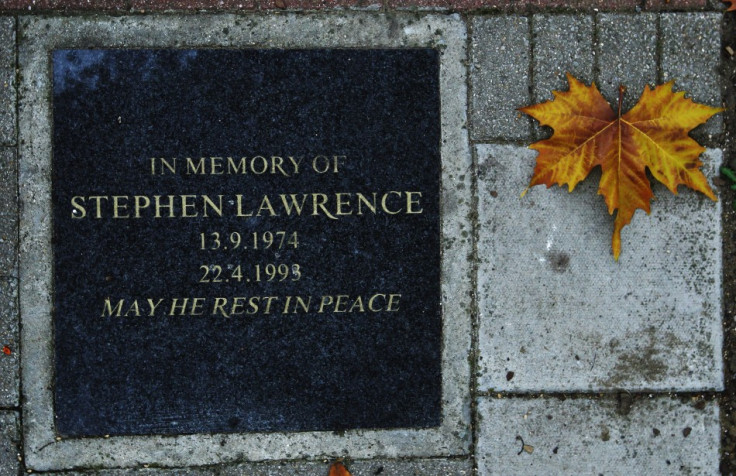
[37,440,56,451]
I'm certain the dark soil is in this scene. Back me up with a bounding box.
[721,10,736,475]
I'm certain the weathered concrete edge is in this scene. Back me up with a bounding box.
[17,12,472,471]
[476,396,720,474]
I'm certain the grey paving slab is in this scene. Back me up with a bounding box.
[661,13,723,139]
[596,13,657,112]
[476,144,722,392]
[0,149,16,218]
[0,279,17,408]
[0,411,19,476]
[532,14,594,101]
[0,216,16,278]
[0,149,16,279]
[344,459,473,475]
[49,458,473,475]
[470,16,531,141]
[531,15,594,140]
[18,13,472,471]
[0,18,14,146]
[476,396,720,475]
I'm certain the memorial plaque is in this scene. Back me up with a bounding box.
[51,49,441,436]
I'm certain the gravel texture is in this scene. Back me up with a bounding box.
[470,16,531,141]
[477,396,720,475]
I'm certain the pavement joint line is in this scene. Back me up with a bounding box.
[592,12,600,85]
[475,391,723,397]
[528,13,537,142]
[655,13,663,85]
[468,141,481,476]
[10,16,16,146]
[469,139,535,146]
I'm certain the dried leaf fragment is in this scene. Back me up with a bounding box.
[2,346,9,355]
[516,435,534,455]
[329,461,352,476]
[519,74,722,260]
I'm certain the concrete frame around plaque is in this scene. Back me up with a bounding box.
[18,14,472,470]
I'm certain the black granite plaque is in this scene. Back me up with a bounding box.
[52,49,441,436]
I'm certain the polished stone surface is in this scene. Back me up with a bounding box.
[52,48,442,436]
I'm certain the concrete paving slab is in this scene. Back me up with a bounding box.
[470,16,531,141]
[596,14,658,111]
[0,412,19,476]
[532,14,594,102]
[0,19,13,146]
[18,13,472,471]
[0,279,18,407]
[343,459,473,475]
[531,14,593,139]
[477,396,720,475]
[476,144,722,392]
[661,12,723,140]
[48,459,473,475]
[0,216,16,278]
[0,149,16,221]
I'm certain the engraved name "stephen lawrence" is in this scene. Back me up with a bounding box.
[70,192,424,220]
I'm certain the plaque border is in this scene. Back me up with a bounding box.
[18,13,472,470]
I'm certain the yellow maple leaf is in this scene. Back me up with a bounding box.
[519,74,723,260]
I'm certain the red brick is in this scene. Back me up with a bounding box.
[259,0,379,9]
[388,0,527,11]
[528,0,641,9]
[388,0,641,9]
[645,0,707,9]
[0,0,257,12]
